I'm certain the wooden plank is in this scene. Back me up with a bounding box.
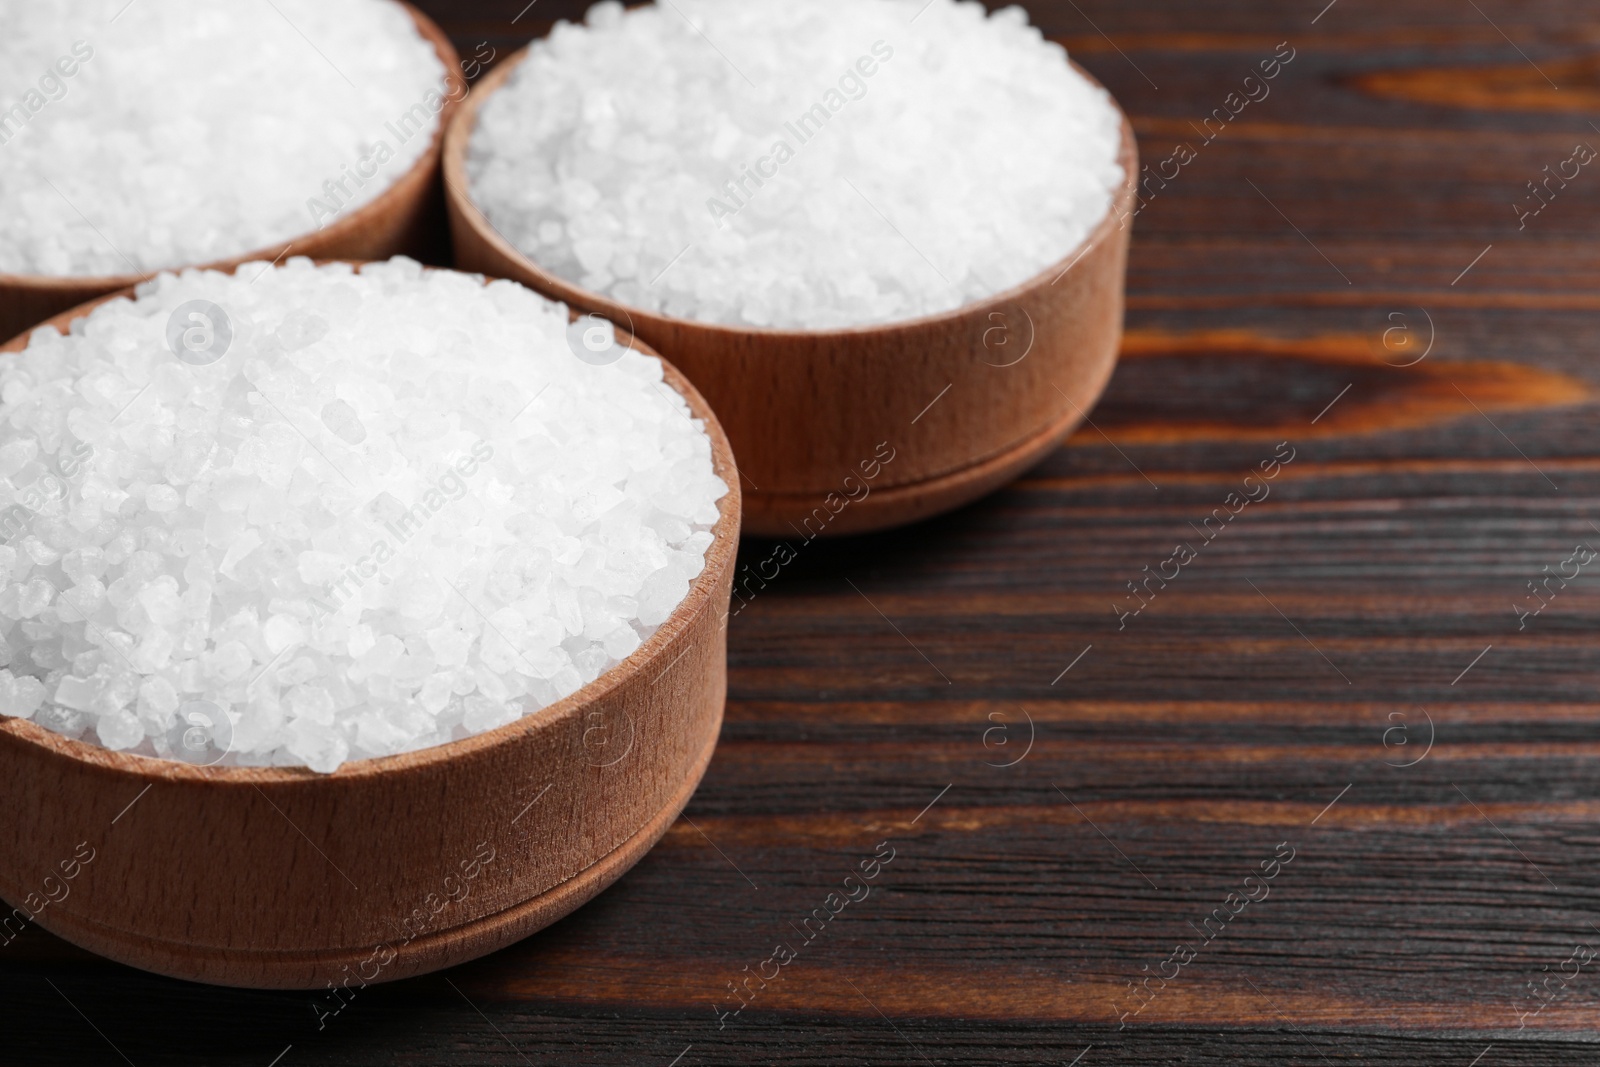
[8,0,1600,1063]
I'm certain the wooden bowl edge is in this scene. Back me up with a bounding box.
[441,42,1139,344]
[0,0,462,296]
[737,371,1107,538]
[0,260,742,786]
[15,710,722,988]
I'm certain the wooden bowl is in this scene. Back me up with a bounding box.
[0,1,462,345]
[444,42,1138,537]
[0,266,741,990]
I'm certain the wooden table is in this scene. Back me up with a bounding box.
[7,1,1599,1062]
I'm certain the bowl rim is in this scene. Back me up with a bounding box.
[442,27,1140,341]
[0,258,743,784]
[0,0,462,293]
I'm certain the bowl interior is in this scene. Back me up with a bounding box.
[0,1,462,292]
[442,36,1140,341]
[0,260,743,783]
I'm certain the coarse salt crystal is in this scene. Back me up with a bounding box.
[466,0,1124,330]
[0,258,727,771]
[0,0,446,276]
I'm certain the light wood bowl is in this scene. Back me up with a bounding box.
[0,265,740,990]
[444,41,1138,537]
[0,2,461,345]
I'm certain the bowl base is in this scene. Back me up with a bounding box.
[740,398,1086,538]
[13,722,719,990]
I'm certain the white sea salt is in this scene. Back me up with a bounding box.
[0,258,728,772]
[0,0,445,277]
[466,0,1125,330]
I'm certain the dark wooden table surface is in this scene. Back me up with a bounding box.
[9,1,1600,1063]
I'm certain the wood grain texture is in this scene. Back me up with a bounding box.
[0,2,461,345]
[443,46,1136,536]
[8,0,1600,1062]
[0,269,741,990]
